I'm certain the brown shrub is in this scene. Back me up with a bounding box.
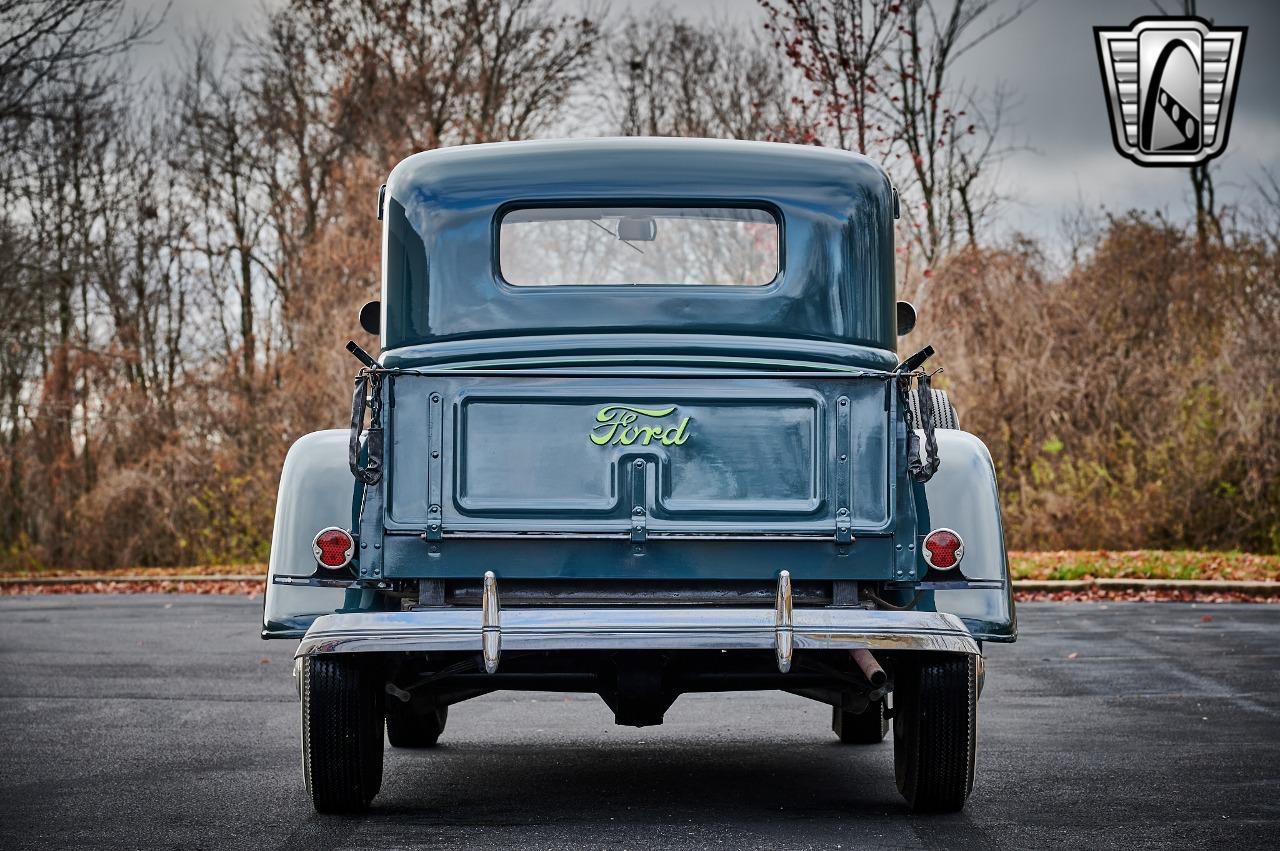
[919,214,1280,552]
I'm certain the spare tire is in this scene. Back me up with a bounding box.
[907,387,960,430]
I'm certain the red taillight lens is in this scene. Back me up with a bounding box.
[922,528,964,570]
[312,527,355,569]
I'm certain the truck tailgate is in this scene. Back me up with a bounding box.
[386,372,895,538]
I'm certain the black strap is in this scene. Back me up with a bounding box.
[349,373,384,485]
[903,373,941,483]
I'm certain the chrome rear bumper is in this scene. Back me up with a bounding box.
[296,572,979,672]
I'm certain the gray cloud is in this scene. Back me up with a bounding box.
[952,0,1279,239]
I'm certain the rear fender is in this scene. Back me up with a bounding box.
[262,429,353,638]
[915,429,1017,641]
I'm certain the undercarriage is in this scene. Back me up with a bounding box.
[295,572,982,813]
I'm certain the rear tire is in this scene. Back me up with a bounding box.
[386,702,448,749]
[301,656,384,813]
[893,654,978,812]
[832,700,889,744]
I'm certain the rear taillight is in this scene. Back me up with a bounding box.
[922,528,964,570]
[312,527,355,569]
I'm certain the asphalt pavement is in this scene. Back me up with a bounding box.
[0,595,1276,850]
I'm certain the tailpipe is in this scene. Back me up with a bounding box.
[851,649,887,689]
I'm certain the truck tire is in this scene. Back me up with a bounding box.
[907,387,960,430]
[301,656,384,813]
[893,654,977,812]
[386,702,448,749]
[832,700,889,743]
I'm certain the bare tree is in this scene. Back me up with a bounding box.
[606,11,800,141]
[760,0,902,152]
[0,0,161,146]
[1180,0,1223,249]
[285,0,598,156]
[763,0,1030,282]
[171,36,274,388]
[888,0,1029,272]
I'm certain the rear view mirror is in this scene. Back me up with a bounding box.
[896,301,917,337]
[359,300,381,335]
[617,217,657,241]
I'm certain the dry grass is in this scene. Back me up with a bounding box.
[1009,550,1280,583]
[0,579,261,597]
[0,563,266,579]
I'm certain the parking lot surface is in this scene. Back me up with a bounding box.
[0,596,1276,849]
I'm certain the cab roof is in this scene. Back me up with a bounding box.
[380,138,898,357]
[386,137,893,213]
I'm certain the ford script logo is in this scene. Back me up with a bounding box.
[590,404,692,447]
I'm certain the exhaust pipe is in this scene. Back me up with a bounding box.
[851,649,886,688]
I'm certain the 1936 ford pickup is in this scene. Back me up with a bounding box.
[262,138,1016,814]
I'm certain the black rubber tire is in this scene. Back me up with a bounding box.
[907,387,960,430]
[386,702,448,749]
[893,654,978,812]
[301,656,385,813]
[832,700,889,744]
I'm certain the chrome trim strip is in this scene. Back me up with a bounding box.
[481,570,501,673]
[272,575,357,588]
[295,607,978,658]
[775,570,793,673]
[916,579,1005,590]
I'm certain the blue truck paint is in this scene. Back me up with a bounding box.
[264,138,1013,643]
[382,138,897,353]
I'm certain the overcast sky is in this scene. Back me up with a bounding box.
[133,0,1280,242]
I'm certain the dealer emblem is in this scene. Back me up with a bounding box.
[1094,16,1246,167]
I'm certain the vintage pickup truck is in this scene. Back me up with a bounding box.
[262,138,1015,814]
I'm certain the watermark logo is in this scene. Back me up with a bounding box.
[1094,16,1246,167]
[590,404,692,447]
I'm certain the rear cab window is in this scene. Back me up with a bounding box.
[498,205,780,287]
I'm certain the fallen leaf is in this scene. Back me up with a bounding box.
[1201,614,1213,622]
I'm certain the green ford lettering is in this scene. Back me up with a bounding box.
[590,405,692,446]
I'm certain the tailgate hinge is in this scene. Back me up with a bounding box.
[630,458,647,551]
[631,507,648,546]
[834,395,854,548]
[423,390,444,545]
[835,510,853,545]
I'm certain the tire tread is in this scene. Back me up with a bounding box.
[893,654,977,812]
[302,656,384,813]
[906,387,960,430]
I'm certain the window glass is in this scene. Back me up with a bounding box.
[499,206,779,287]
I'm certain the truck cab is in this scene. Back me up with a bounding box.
[263,138,1015,813]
